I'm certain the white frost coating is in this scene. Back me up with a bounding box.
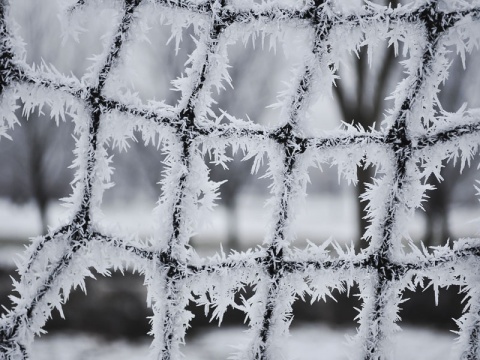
[2,0,480,360]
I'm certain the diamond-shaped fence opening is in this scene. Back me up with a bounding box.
[10,0,117,79]
[208,26,300,128]
[99,133,166,240]
[403,151,480,251]
[393,284,464,359]
[1,0,480,359]
[288,151,358,252]
[191,142,272,254]
[41,268,152,339]
[400,284,463,329]
[105,6,197,106]
[0,102,76,238]
[293,289,361,324]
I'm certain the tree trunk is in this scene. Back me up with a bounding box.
[37,198,49,235]
[224,197,240,252]
[423,179,450,248]
[26,118,49,236]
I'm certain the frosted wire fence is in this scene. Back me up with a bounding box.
[1,0,480,359]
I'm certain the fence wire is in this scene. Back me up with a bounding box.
[1,0,480,359]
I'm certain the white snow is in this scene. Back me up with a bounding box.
[0,195,478,253]
[30,325,457,360]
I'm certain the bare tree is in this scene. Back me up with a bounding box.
[0,0,99,235]
[0,110,74,235]
[421,50,480,246]
[333,0,401,248]
[333,0,480,248]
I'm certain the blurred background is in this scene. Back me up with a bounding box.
[1,0,480,358]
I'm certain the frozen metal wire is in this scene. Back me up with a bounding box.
[1,0,480,359]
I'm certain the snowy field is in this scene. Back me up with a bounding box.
[31,325,458,360]
[0,195,360,244]
[1,194,480,262]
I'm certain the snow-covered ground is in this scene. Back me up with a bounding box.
[1,195,479,242]
[0,195,360,243]
[1,195,480,266]
[31,325,457,360]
